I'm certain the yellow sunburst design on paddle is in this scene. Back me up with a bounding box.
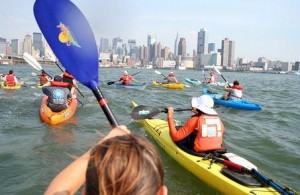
[57,22,81,48]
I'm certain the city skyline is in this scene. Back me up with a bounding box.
[1,0,299,62]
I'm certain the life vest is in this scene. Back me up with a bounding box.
[62,72,74,79]
[39,73,49,85]
[194,114,225,152]
[168,73,175,77]
[229,85,244,99]
[50,81,69,87]
[5,74,16,86]
[120,75,133,85]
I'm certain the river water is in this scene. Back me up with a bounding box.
[0,65,299,195]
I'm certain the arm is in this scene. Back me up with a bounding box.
[167,107,197,141]
[44,126,130,195]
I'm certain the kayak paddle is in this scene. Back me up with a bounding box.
[213,65,230,87]
[23,52,52,79]
[107,71,142,85]
[131,105,190,120]
[34,0,118,126]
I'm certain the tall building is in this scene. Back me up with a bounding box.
[23,34,32,55]
[11,39,19,56]
[99,38,109,53]
[208,43,215,53]
[33,32,44,57]
[0,37,7,55]
[197,28,208,68]
[128,39,137,58]
[221,38,235,68]
[147,34,156,47]
[178,37,186,57]
[174,32,178,57]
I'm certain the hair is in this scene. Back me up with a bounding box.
[233,80,239,85]
[9,70,14,74]
[85,134,164,195]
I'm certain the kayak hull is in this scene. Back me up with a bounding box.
[113,82,147,90]
[0,81,22,89]
[39,96,78,125]
[203,88,262,110]
[132,101,280,194]
[153,81,184,89]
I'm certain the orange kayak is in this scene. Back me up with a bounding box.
[39,96,78,125]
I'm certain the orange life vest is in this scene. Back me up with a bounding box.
[62,72,75,79]
[120,75,133,85]
[194,114,225,152]
[6,74,16,86]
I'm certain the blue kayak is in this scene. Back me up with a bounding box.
[113,82,147,90]
[202,88,262,110]
[184,78,201,86]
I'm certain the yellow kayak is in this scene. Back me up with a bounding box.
[152,80,184,89]
[131,101,294,195]
[0,81,22,89]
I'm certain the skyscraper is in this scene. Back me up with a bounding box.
[174,32,178,57]
[11,39,19,56]
[208,43,215,53]
[23,34,32,55]
[147,34,156,47]
[0,37,7,55]
[197,28,208,68]
[178,37,186,57]
[221,38,235,68]
[33,32,44,57]
[99,38,109,53]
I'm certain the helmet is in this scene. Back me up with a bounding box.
[54,75,63,82]
[124,70,128,75]
[191,95,217,115]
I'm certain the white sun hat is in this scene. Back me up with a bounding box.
[124,70,128,74]
[191,95,217,115]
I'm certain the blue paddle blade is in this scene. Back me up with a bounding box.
[33,0,99,90]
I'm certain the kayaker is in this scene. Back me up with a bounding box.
[38,70,51,86]
[61,70,78,97]
[223,80,243,100]
[205,70,218,84]
[167,95,225,153]
[119,70,135,85]
[164,71,178,83]
[44,125,168,195]
[42,75,72,112]
[3,70,18,86]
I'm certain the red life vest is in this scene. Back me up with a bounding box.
[62,72,75,79]
[232,84,244,90]
[50,81,69,87]
[194,114,225,152]
[120,75,133,85]
[6,74,16,86]
[168,73,175,77]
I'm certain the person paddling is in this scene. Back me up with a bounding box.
[205,70,218,84]
[223,80,243,100]
[167,95,225,153]
[3,70,18,86]
[119,70,135,85]
[42,75,72,112]
[164,72,178,83]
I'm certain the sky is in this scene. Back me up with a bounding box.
[1,0,299,62]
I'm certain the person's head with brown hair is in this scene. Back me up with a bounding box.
[85,134,166,195]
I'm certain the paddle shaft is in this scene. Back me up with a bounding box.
[55,61,85,98]
[162,108,191,113]
[92,87,119,127]
[212,156,293,195]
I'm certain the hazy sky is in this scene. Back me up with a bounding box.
[1,0,299,62]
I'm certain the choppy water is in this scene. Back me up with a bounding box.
[0,65,299,195]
